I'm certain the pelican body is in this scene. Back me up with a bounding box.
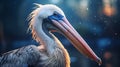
[0,4,101,67]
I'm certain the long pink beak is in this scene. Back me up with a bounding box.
[51,17,102,65]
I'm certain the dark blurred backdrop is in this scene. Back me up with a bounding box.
[0,0,120,67]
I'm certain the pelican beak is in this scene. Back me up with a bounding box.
[49,15,102,65]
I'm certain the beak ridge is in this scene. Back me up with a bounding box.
[51,17,102,65]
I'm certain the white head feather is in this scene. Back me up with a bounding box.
[28,4,65,42]
[31,4,65,19]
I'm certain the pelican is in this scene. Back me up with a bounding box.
[0,4,102,67]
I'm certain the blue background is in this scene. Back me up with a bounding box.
[0,0,120,67]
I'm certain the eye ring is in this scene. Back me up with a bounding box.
[53,11,58,16]
[48,11,64,21]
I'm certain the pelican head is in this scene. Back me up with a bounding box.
[29,4,102,65]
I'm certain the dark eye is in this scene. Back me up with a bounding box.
[53,11,58,16]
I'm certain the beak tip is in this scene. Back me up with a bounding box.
[96,57,102,66]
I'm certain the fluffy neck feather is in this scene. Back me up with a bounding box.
[31,18,57,54]
[30,18,70,67]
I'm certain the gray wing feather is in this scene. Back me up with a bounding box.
[0,45,41,67]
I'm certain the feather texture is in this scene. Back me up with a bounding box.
[0,44,69,67]
[0,45,41,67]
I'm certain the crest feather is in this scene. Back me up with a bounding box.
[34,3,42,8]
[28,3,42,43]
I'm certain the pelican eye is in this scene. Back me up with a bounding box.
[53,11,58,16]
[48,11,64,21]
